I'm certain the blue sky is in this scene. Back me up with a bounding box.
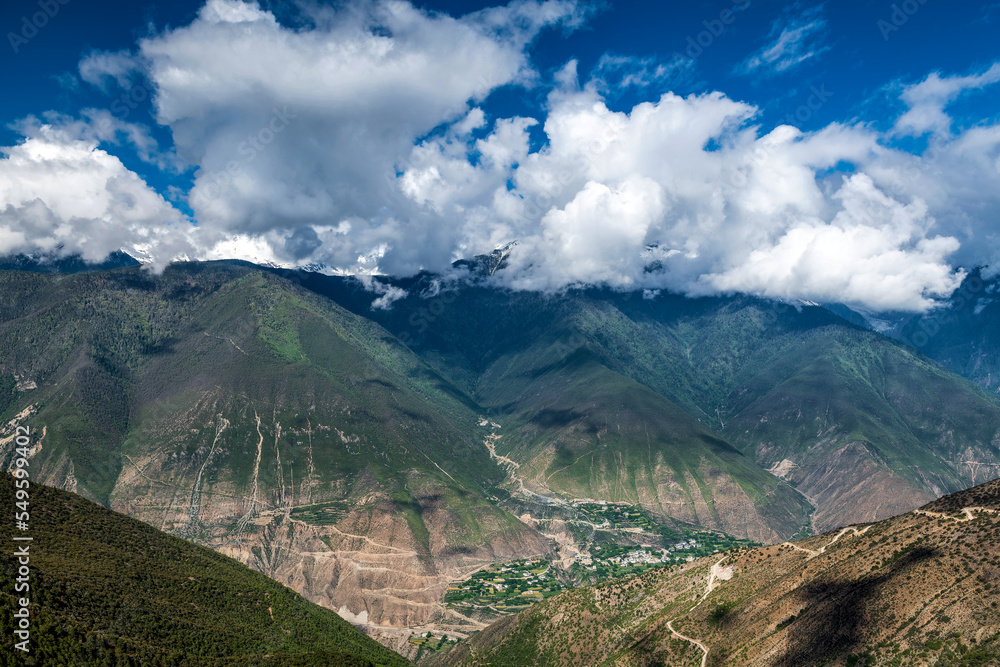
[4,1,997,140]
[1,0,999,311]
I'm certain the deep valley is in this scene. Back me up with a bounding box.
[2,260,1000,660]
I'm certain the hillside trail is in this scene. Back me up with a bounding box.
[667,555,730,667]
[913,506,1000,522]
[479,419,579,512]
[701,557,734,601]
[781,524,872,558]
[666,618,710,667]
[669,523,874,666]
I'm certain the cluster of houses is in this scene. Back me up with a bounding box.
[575,542,712,569]
[463,561,552,594]
[669,539,701,551]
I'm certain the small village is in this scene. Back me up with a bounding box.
[442,559,568,611]
[570,500,758,560]
[574,541,704,569]
[411,502,760,653]
[409,559,569,653]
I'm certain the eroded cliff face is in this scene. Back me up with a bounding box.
[103,407,551,631]
[0,396,551,642]
[773,443,935,532]
[755,437,968,533]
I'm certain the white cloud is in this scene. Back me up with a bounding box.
[133,0,584,270]
[0,123,193,268]
[740,7,828,76]
[524,177,666,289]
[78,49,143,91]
[396,74,972,311]
[370,283,408,310]
[590,53,692,95]
[701,174,963,310]
[893,63,1000,136]
[199,0,273,23]
[864,121,1000,274]
[11,111,180,173]
[4,1,1000,313]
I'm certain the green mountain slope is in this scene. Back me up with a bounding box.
[294,274,1000,534]
[894,269,1000,395]
[430,477,1000,667]
[317,280,814,542]
[720,325,1000,529]
[471,342,811,543]
[0,474,411,667]
[587,290,1000,529]
[0,263,548,632]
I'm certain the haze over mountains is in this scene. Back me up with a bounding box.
[3,256,1000,655]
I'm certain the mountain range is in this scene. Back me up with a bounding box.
[2,256,1000,651]
[280,265,1000,533]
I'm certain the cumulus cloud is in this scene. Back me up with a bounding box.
[0,122,193,268]
[396,70,977,310]
[120,0,583,270]
[7,110,182,179]
[893,63,1000,136]
[701,174,963,310]
[864,122,1000,275]
[739,6,828,76]
[3,0,1000,312]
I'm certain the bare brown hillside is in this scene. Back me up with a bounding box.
[431,479,1000,666]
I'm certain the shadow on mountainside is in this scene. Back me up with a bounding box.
[770,545,939,666]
